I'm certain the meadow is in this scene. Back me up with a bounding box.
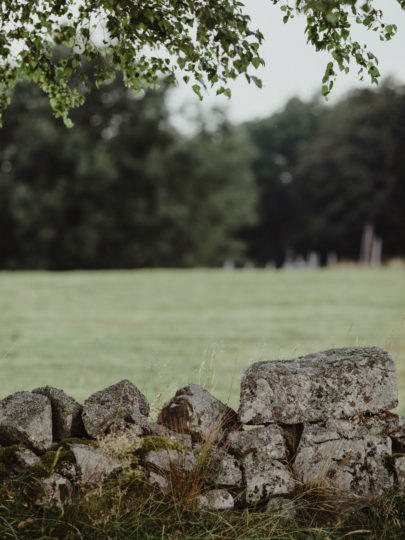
[0,266,404,414]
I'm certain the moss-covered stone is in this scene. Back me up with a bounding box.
[28,448,76,479]
[28,461,52,479]
[136,436,182,461]
[42,449,75,468]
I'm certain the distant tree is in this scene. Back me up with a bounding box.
[0,1,403,125]
[294,81,405,261]
[0,78,257,269]
[244,97,323,266]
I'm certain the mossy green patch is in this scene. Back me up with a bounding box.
[42,449,75,467]
[27,448,75,479]
[28,461,51,479]
[0,445,20,468]
[0,462,9,481]
[136,436,182,461]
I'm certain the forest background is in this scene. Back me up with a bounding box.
[1,75,404,270]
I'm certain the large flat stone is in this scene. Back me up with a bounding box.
[294,418,393,497]
[158,383,239,443]
[0,392,53,452]
[239,347,398,424]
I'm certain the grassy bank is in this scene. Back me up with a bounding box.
[1,468,404,539]
[0,267,404,413]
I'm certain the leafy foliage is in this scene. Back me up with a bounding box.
[278,0,402,97]
[0,1,404,125]
[0,0,264,126]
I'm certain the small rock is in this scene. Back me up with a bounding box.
[12,446,40,474]
[205,451,242,487]
[35,473,72,507]
[395,456,405,490]
[148,470,170,492]
[82,380,149,438]
[68,443,121,484]
[238,347,398,424]
[33,386,84,440]
[0,391,53,452]
[244,454,295,504]
[294,418,393,497]
[144,448,195,476]
[227,425,287,461]
[158,383,239,443]
[196,489,234,510]
[266,497,297,519]
[382,412,405,451]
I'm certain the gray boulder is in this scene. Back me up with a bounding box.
[68,443,121,484]
[227,425,294,503]
[0,391,53,452]
[239,347,398,424]
[196,489,234,510]
[11,446,40,474]
[82,380,149,438]
[244,455,295,504]
[33,386,84,440]
[158,383,239,443]
[294,418,393,497]
[205,451,242,487]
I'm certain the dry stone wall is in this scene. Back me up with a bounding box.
[0,346,404,511]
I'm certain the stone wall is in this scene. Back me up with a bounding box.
[0,346,404,510]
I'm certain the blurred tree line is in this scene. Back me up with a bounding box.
[0,78,256,269]
[0,77,404,269]
[245,80,405,266]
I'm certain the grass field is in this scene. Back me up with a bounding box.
[0,266,404,414]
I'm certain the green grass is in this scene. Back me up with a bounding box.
[0,266,404,414]
[1,465,404,539]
